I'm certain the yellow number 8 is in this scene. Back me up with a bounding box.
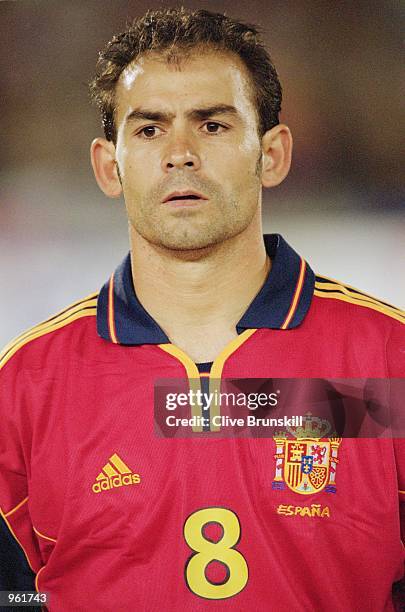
[184,507,248,599]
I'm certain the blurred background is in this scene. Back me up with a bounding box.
[1,0,403,346]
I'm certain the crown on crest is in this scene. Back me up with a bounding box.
[286,412,331,439]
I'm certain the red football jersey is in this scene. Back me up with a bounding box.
[0,234,404,611]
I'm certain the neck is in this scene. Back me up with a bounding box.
[129,212,270,361]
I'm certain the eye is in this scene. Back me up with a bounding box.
[137,126,161,139]
[203,122,227,134]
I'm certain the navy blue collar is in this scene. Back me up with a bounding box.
[97,234,315,345]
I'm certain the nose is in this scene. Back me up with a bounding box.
[161,134,201,173]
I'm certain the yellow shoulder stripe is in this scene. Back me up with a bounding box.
[316,275,403,314]
[315,276,404,319]
[0,293,98,371]
[314,288,404,323]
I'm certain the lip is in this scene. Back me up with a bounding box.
[162,190,209,205]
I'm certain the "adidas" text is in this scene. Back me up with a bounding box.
[92,473,141,494]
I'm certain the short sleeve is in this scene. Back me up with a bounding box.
[0,354,42,575]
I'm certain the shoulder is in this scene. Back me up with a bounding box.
[0,292,98,374]
[312,274,404,326]
[309,276,404,375]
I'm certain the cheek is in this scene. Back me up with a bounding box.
[117,137,159,175]
[238,127,261,157]
[114,144,127,178]
[121,150,158,189]
[220,147,260,187]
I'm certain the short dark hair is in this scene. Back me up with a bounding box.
[89,8,282,143]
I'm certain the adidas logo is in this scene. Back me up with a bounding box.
[92,453,141,494]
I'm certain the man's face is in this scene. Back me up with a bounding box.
[114,49,263,251]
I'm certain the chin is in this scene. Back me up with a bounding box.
[159,236,219,252]
[145,227,229,254]
[134,215,250,254]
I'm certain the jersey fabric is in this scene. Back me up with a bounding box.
[0,234,404,611]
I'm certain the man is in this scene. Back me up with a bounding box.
[0,8,404,611]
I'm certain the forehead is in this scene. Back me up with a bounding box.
[115,49,256,120]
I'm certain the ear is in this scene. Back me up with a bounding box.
[260,124,293,188]
[90,138,122,198]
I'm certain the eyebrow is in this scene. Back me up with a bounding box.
[125,104,239,126]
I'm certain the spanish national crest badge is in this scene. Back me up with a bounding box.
[272,413,342,495]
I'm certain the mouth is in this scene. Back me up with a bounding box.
[162,190,209,207]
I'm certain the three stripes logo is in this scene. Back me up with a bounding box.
[92,453,141,494]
